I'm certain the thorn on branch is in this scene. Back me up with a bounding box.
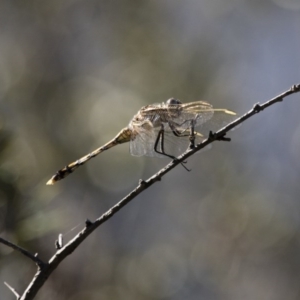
[189,136,195,149]
[219,136,231,142]
[139,179,146,186]
[253,103,263,112]
[55,234,63,249]
[85,219,93,227]
[55,240,60,250]
[208,131,231,142]
[291,84,300,92]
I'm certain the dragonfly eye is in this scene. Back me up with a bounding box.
[166,98,182,105]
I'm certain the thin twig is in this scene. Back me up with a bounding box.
[4,281,20,299]
[13,84,300,300]
[0,237,46,268]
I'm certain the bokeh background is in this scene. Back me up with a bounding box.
[1,1,300,299]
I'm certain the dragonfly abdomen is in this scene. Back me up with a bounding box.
[46,127,132,185]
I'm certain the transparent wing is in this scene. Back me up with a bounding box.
[193,109,238,136]
[130,125,206,158]
[153,129,206,157]
[143,101,235,131]
[140,101,214,131]
[129,124,158,157]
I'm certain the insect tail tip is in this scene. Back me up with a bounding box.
[46,177,56,185]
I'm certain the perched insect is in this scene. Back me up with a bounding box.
[47,98,236,185]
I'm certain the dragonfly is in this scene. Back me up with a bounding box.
[46,98,236,185]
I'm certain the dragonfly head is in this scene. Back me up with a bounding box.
[166,98,182,105]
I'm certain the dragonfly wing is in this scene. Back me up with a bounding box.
[165,101,236,131]
[158,101,214,131]
[167,111,214,130]
[181,101,236,132]
[157,130,206,157]
[193,110,238,137]
[130,127,206,158]
[129,124,158,157]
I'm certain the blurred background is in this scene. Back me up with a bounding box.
[0,0,300,299]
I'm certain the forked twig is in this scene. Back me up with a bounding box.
[1,84,299,300]
[4,282,20,299]
[0,237,45,268]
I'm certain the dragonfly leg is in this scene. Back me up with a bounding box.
[154,125,190,171]
[170,118,198,149]
[189,119,196,149]
[169,119,190,129]
[169,121,197,150]
[168,121,189,137]
[154,126,173,158]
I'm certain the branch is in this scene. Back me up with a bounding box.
[0,237,45,268]
[13,84,300,300]
[4,281,20,299]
